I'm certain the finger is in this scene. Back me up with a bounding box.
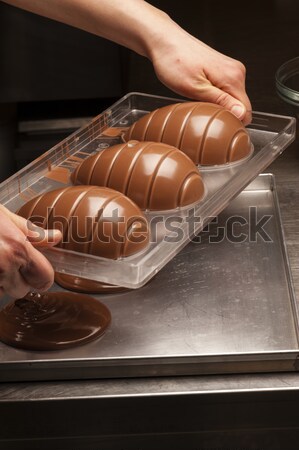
[4,209,62,248]
[196,83,252,125]
[225,86,252,125]
[2,271,31,299]
[26,225,62,248]
[231,103,252,126]
[20,242,55,292]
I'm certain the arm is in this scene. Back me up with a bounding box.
[2,0,252,124]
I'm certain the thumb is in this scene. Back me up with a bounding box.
[3,207,62,248]
[26,220,62,248]
[197,84,251,124]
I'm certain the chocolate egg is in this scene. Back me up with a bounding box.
[17,186,150,259]
[71,141,205,211]
[123,102,252,165]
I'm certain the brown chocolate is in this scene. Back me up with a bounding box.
[17,186,149,259]
[123,102,252,165]
[71,141,205,210]
[54,272,129,294]
[0,292,111,351]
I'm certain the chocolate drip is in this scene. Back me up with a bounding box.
[54,273,129,294]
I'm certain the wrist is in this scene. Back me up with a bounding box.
[138,7,177,60]
[144,14,185,63]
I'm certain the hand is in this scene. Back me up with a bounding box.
[150,25,252,125]
[0,204,62,299]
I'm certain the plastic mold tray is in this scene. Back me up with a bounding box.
[0,92,296,288]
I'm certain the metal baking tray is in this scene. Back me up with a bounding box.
[0,93,296,288]
[0,174,298,382]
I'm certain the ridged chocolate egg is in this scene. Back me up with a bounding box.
[71,141,205,211]
[17,186,149,259]
[123,102,252,165]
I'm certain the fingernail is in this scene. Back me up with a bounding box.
[27,221,46,240]
[27,220,43,233]
[46,230,59,243]
[231,105,245,119]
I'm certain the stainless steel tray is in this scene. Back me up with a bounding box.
[0,173,298,382]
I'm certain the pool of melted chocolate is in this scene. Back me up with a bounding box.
[0,292,111,351]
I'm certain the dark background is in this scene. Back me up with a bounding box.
[0,0,298,179]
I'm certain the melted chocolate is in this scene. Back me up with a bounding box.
[0,292,111,351]
[55,272,129,294]
[123,102,252,165]
[71,141,205,211]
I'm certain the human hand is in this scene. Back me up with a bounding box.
[150,24,252,125]
[0,204,62,299]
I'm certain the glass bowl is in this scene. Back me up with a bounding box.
[276,56,299,111]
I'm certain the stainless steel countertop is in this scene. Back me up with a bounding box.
[0,132,298,402]
[3,135,299,420]
[2,127,298,450]
[0,137,299,450]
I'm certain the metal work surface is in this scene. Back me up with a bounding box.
[0,174,298,382]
